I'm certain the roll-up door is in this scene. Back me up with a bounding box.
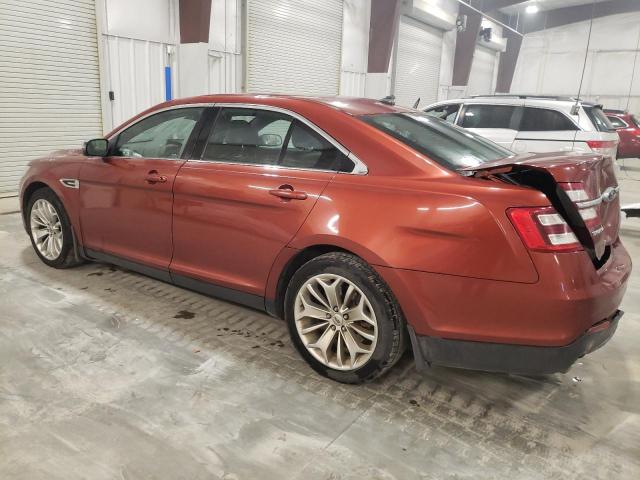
[247,0,343,95]
[0,0,103,197]
[393,16,443,109]
[467,45,498,96]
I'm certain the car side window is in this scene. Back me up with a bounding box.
[520,107,578,131]
[460,105,516,129]
[606,116,627,129]
[114,108,204,159]
[424,104,460,124]
[202,108,292,165]
[280,122,355,172]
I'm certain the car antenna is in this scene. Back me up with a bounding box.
[412,98,421,109]
[380,95,395,105]
[571,1,595,115]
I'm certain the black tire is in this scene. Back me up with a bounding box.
[285,252,406,384]
[26,187,84,269]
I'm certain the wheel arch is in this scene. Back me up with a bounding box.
[269,244,356,319]
[21,181,51,227]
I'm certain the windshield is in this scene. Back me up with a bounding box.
[583,105,615,132]
[360,112,514,169]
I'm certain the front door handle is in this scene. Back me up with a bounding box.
[269,185,308,201]
[145,170,167,184]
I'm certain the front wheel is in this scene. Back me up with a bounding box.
[27,187,83,268]
[285,252,406,384]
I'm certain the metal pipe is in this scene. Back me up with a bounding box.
[453,0,524,37]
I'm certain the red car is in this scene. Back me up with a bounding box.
[20,95,631,383]
[605,109,640,158]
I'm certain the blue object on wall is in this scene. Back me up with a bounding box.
[164,66,173,101]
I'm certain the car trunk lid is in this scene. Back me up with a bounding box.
[462,152,620,266]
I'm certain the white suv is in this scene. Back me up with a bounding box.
[423,96,619,160]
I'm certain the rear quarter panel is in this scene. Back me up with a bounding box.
[289,174,547,284]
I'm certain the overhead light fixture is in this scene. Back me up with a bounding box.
[526,4,539,14]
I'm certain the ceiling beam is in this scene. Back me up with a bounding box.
[451,3,483,86]
[367,0,402,74]
[495,29,523,92]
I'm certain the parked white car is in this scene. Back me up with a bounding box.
[423,96,619,160]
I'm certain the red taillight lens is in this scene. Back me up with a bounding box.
[508,206,583,252]
[586,140,617,149]
[509,182,605,253]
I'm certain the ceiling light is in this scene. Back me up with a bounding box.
[526,4,539,14]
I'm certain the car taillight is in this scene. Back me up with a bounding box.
[508,206,582,252]
[508,182,602,253]
[586,140,618,157]
[586,140,617,149]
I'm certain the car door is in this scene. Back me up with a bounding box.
[170,106,355,300]
[457,103,521,148]
[79,107,205,272]
[511,106,579,154]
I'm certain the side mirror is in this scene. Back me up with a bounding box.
[84,138,109,157]
[260,133,282,147]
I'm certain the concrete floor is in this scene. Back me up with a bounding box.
[1,169,639,479]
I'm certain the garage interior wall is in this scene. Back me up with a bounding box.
[99,0,179,130]
[340,0,371,96]
[467,45,499,96]
[511,12,640,112]
[393,15,444,108]
[0,0,104,197]
[208,0,242,94]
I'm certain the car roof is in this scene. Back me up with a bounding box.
[426,95,601,110]
[164,94,411,116]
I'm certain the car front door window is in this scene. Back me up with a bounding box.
[114,108,204,159]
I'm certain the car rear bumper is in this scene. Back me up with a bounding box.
[409,310,622,375]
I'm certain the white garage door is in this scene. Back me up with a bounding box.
[393,16,443,109]
[467,46,497,96]
[247,0,343,95]
[0,0,103,197]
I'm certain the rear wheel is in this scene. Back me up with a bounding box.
[27,188,83,268]
[285,252,406,384]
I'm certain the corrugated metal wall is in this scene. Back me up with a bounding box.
[0,0,103,197]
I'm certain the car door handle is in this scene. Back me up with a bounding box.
[269,186,308,201]
[145,170,167,184]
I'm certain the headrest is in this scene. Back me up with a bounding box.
[223,120,259,145]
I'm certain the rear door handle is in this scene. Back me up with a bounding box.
[145,170,167,184]
[269,186,308,201]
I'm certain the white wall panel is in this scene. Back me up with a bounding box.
[0,0,103,196]
[103,35,176,129]
[102,0,178,44]
[208,51,242,94]
[340,0,370,96]
[467,45,498,96]
[247,0,343,95]
[340,71,367,96]
[511,12,640,111]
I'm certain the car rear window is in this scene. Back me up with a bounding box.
[361,112,513,170]
[632,115,640,128]
[520,107,578,131]
[583,106,616,132]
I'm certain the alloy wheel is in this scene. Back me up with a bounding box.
[30,199,63,261]
[294,273,378,370]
